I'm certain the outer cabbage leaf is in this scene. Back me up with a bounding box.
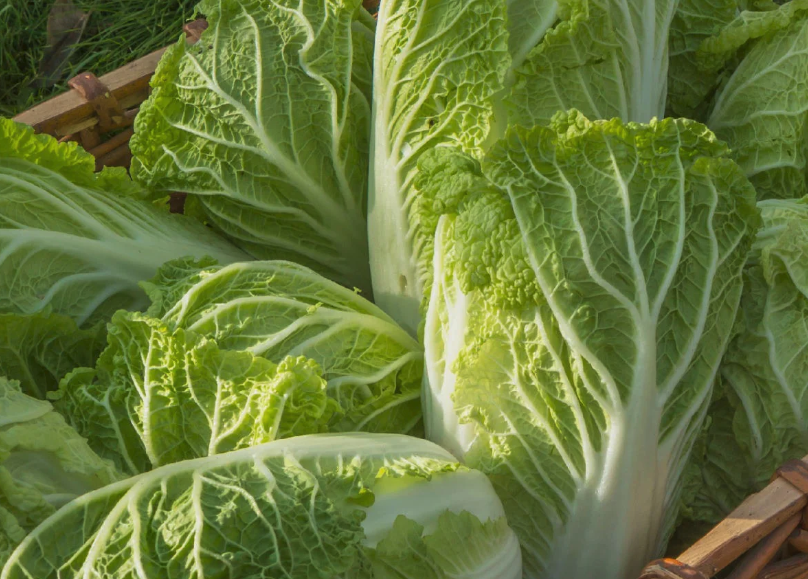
[143,259,424,436]
[680,199,808,528]
[2,434,522,579]
[54,311,337,476]
[0,378,121,568]
[423,112,760,578]
[131,0,373,293]
[666,0,738,120]
[368,0,510,334]
[706,3,808,199]
[0,119,247,327]
[508,0,680,128]
[0,311,104,399]
[506,0,559,71]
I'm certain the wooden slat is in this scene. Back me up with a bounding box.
[759,554,808,579]
[726,514,801,579]
[676,456,808,577]
[790,530,808,553]
[13,47,167,137]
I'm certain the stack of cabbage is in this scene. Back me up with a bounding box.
[1,0,807,577]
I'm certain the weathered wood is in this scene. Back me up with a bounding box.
[725,514,801,579]
[676,473,808,577]
[13,47,166,137]
[758,554,808,579]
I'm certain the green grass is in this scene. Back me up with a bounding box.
[0,0,199,117]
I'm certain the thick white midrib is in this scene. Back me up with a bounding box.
[191,471,206,577]
[423,218,474,455]
[0,172,112,238]
[0,229,226,281]
[546,321,668,579]
[208,377,225,457]
[639,0,664,122]
[269,389,289,441]
[367,0,427,333]
[141,331,159,468]
[286,313,415,356]
[1,163,168,240]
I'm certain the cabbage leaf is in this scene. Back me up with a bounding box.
[422,112,759,577]
[2,434,522,579]
[131,0,374,293]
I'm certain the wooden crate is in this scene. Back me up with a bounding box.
[11,18,208,172]
[12,0,381,172]
[641,457,808,579]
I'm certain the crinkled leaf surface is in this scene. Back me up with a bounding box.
[508,0,680,128]
[54,311,336,476]
[144,259,424,436]
[681,199,808,527]
[2,434,521,579]
[0,377,121,568]
[369,0,686,334]
[0,119,247,327]
[706,3,808,199]
[0,311,104,399]
[422,112,759,578]
[131,0,373,293]
[368,0,510,334]
[666,0,738,120]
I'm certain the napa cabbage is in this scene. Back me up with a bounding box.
[680,198,808,528]
[0,378,121,568]
[368,0,684,333]
[54,260,424,475]
[1,434,522,579]
[421,112,759,578]
[131,0,375,293]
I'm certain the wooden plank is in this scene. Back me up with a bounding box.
[677,457,808,577]
[759,554,808,579]
[726,514,801,579]
[13,47,167,137]
[790,530,808,553]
